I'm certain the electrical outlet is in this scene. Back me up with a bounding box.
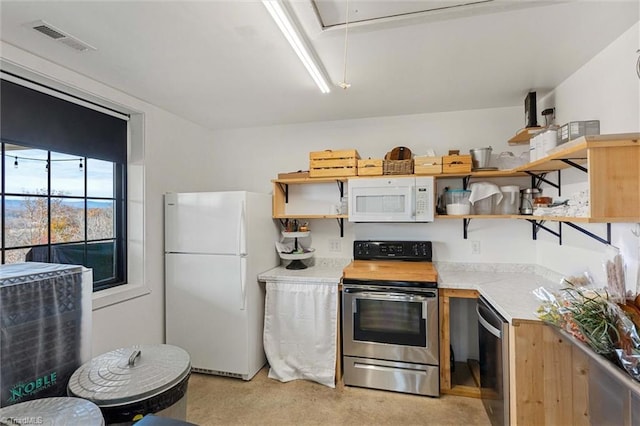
[329,239,342,252]
[471,240,481,255]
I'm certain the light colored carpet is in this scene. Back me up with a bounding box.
[186,367,491,425]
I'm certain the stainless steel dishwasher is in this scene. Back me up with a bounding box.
[477,297,509,426]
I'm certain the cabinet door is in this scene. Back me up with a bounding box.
[513,323,573,425]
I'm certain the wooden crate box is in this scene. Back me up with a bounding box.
[414,156,442,175]
[442,154,472,174]
[309,149,360,178]
[357,159,383,176]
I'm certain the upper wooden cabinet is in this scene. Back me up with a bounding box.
[515,133,639,223]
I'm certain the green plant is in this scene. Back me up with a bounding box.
[563,287,620,355]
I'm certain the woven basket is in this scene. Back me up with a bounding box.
[383,159,414,175]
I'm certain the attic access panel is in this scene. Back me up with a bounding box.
[312,0,495,28]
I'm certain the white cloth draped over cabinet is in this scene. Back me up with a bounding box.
[263,281,338,388]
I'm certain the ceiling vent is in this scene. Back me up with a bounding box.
[27,20,96,52]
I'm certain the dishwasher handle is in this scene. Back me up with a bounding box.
[477,304,502,339]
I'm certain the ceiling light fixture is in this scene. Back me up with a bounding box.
[262,0,331,94]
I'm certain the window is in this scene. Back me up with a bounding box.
[0,75,128,291]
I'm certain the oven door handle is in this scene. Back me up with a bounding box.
[351,291,434,302]
[477,304,502,338]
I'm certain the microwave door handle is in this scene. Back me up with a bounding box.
[411,186,417,220]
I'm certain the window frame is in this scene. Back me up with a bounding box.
[1,145,128,291]
[0,74,129,291]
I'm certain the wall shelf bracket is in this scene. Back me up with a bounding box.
[525,171,561,195]
[527,219,562,244]
[336,218,344,238]
[560,159,588,174]
[563,221,612,246]
[337,180,344,197]
[463,218,471,239]
[462,175,471,190]
[525,219,612,246]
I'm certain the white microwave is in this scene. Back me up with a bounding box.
[348,176,435,222]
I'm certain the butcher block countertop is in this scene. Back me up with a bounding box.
[342,260,438,283]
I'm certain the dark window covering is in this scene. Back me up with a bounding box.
[0,79,127,164]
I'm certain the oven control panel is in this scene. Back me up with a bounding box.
[353,240,432,261]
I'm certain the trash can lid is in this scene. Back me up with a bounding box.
[67,344,191,407]
[0,397,104,425]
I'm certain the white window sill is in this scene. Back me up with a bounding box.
[92,281,151,310]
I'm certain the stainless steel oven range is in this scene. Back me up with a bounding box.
[342,240,439,397]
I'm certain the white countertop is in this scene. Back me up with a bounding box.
[435,262,566,323]
[259,259,565,324]
[437,268,564,323]
[258,258,349,284]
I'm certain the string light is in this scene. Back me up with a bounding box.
[9,155,84,170]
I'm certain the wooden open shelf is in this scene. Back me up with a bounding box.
[273,214,348,219]
[272,176,348,184]
[272,133,640,237]
[514,132,639,173]
[436,214,637,223]
[508,126,544,145]
[437,214,513,219]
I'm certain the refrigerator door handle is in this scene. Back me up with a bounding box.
[240,257,247,310]
[239,199,247,256]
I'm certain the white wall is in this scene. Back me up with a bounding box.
[210,107,536,263]
[538,22,640,292]
[1,42,217,355]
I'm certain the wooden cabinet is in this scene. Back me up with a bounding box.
[438,133,640,223]
[441,293,640,424]
[511,321,640,426]
[440,298,590,424]
[439,288,480,397]
[513,132,639,223]
[509,320,589,425]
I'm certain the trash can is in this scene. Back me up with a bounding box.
[67,344,191,425]
[0,396,104,425]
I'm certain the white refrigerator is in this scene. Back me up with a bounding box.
[164,191,278,380]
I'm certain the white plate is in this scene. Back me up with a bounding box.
[278,248,315,260]
[281,231,311,238]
